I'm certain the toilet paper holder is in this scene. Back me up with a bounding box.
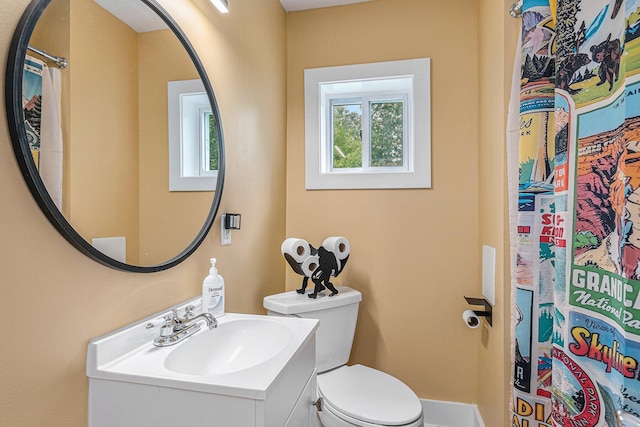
[464,296,493,326]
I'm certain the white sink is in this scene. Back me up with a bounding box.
[164,318,292,375]
[87,300,318,399]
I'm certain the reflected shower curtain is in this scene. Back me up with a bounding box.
[23,55,63,210]
[509,1,640,425]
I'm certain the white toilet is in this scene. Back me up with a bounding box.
[263,286,424,427]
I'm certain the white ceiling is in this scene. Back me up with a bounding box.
[279,0,373,12]
[94,0,168,33]
[94,0,374,32]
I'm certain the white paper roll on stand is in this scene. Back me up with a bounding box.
[322,236,350,260]
[301,255,320,277]
[462,310,480,329]
[281,238,311,263]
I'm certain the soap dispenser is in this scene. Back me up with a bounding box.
[202,258,225,317]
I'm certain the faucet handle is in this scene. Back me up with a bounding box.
[184,305,196,319]
[160,318,174,338]
[165,309,186,324]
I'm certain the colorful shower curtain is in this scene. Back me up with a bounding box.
[510,1,640,425]
[23,55,63,210]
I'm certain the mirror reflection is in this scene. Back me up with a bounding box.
[23,0,219,267]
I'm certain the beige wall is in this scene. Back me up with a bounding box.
[286,0,481,404]
[0,0,286,425]
[69,0,141,261]
[137,28,208,265]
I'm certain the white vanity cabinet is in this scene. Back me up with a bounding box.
[87,303,319,427]
[285,369,318,427]
[88,347,317,426]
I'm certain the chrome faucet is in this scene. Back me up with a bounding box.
[153,309,217,347]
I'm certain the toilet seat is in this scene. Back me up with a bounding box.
[317,365,423,426]
[319,399,424,427]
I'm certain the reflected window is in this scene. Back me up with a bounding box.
[168,79,218,191]
[204,112,220,174]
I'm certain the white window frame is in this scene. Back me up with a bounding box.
[168,79,218,192]
[305,58,431,190]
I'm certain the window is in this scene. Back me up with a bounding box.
[168,79,219,191]
[328,84,409,171]
[304,58,431,189]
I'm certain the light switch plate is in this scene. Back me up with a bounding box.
[221,215,231,246]
[482,245,496,305]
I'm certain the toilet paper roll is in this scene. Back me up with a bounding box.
[281,238,311,263]
[322,236,350,260]
[462,310,481,329]
[301,255,320,277]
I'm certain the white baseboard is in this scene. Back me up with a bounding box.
[420,399,485,427]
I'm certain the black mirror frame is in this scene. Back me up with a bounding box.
[5,0,225,273]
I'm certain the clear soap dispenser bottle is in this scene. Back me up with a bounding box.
[202,258,225,317]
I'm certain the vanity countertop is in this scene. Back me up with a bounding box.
[87,300,318,400]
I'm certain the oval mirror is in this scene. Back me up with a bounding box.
[6,0,225,272]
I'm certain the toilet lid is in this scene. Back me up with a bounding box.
[318,365,422,426]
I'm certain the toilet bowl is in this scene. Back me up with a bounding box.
[263,286,424,427]
[317,365,423,427]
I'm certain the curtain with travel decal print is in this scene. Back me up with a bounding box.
[509,1,640,426]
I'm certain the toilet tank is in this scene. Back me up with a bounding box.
[264,286,361,373]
